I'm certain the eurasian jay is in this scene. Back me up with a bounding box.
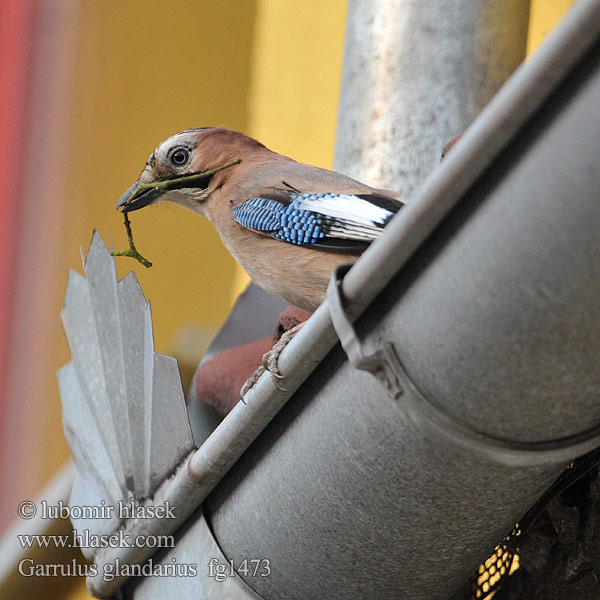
[117,127,404,312]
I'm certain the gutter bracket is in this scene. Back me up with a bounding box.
[327,264,600,466]
[327,264,404,400]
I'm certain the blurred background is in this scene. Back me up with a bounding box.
[0,0,576,598]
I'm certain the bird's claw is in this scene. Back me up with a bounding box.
[262,325,302,387]
[265,353,285,379]
[239,323,304,401]
[240,365,266,402]
[261,347,287,391]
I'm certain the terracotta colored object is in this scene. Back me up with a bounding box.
[195,306,312,415]
[273,306,312,340]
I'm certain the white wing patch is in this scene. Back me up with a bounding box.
[293,193,392,227]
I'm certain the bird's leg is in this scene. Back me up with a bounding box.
[262,322,306,381]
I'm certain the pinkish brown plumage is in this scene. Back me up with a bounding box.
[118,127,403,311]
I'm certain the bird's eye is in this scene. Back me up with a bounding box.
[170,148,190,166]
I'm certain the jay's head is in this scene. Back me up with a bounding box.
[117,127,264,214]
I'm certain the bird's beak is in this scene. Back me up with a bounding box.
[116,159,243,212]
[116,182,167,213]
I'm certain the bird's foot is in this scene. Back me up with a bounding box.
[261,322,304,388]
[239,322,305,400]
[239,365,266,402]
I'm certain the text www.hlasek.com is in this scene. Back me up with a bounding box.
[18,529,174,550]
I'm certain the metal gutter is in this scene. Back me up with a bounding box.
[89,0,600,597]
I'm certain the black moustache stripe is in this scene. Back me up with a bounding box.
[163,172,214,191]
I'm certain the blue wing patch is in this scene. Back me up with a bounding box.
[233,197,328,245]
[233,192,401,248]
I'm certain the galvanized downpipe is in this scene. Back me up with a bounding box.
[335,0,531,195]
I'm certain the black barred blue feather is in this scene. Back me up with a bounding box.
[232,192,402,250]
[233,198,327,245]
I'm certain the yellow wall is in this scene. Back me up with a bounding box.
[527,0,576,53]
[53,0,347,462]
[37,0,257,491]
